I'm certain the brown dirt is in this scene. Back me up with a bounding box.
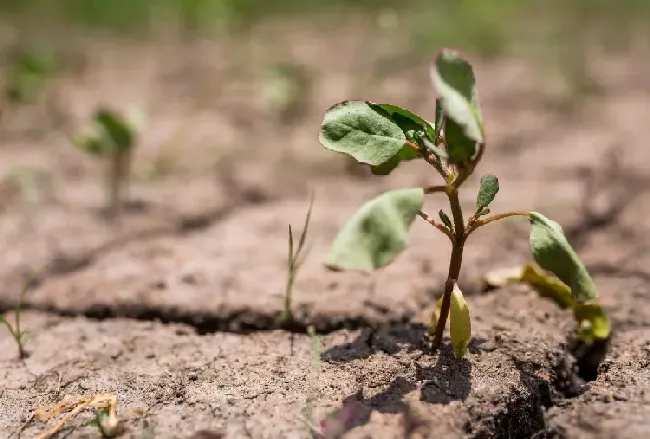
[1,22,650,439]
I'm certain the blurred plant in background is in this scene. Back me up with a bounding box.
[4,43,58,105]
[0,0,647,49]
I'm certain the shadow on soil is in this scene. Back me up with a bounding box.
[320,320,611,438]
[321,323,475,435]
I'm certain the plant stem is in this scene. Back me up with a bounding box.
[465,211,528,237]
[418,211,455,243]
[107,149,130,218]
[405,141,448,179]
[432,189,465,351]
[423,185,447,195]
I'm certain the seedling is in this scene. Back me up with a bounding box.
[277,194,314,330]
[0,271,38,359]
[89,405,124,438]
[317,48,606,358]
[73,107,143,218]
[4,44,57,105]
[33,393,121,439]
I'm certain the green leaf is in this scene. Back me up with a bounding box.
[319,101,407,167]
[325,188,424,272]
[444,117,476,164]
[528,212,598,303]
[449,283,471,358]
[366,103,430,175]
[368,103,431,135]
[475,174,499,212]
[74,134,106,157]
[438,210,453,232]
[431,48,484,143]
[89,407,111,429]
[370,147,421,175]
[0,315,15,337]
[434,98,444,144]
[95,109,135,152]
[574,303,611,341]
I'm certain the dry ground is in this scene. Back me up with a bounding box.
[1,22,650,438]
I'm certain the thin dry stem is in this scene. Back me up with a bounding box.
[423,185,447,195]
[465,211,528,237]
[418,211,455,243]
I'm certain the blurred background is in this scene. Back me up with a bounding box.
[0,0,648,216]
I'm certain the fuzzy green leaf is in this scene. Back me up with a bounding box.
[325,188,424,272]
[371,147,420,175]
[366,103,430,175]
[431,48,484,143]
[528,212,598,303]
[95,109,134,152]
[450,283,471,358]
[476,174,499,212]
[73,134,105,157]
[319,101,407,167]
[574,303,611,341]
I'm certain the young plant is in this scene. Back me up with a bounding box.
[317,48,605,358]
[73,107,144,218]
[4,44,57,105]
[89,406,124,438]
[277,195,314,329]
[0,271,37,359]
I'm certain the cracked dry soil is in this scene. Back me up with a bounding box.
[2,33,650,439]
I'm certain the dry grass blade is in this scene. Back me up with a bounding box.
[33,393,119,439]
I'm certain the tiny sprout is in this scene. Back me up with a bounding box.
[317,48,606,358]
[89,406,124,438]
[0,270,38,359]
[73,107,143,218]
[277,194,314,330]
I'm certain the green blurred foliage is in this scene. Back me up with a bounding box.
[0,0,647,44]
[5,44,57,104]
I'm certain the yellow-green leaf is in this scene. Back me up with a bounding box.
[520,263,574,310]
[480,262,611,342]
[449,283,471,358]
[428,296,444,336]
[574,303,611,341]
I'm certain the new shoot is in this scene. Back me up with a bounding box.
[277,195,314,330]
[317,48,608,358]
[73,107,143,218]
[1,271,38,359]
